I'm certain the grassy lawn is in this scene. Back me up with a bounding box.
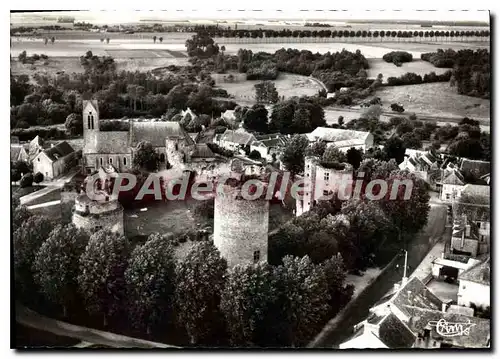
[124,198,210,238]
[28,202,62,220]
[12,185,44,202]
[24,188,61,206]
[376,82,490,120]
[366,59,450,82]
[214,72,322,104]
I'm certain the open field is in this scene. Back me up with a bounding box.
[376,82,490,120]
[366,59,450,81]
[214,72,323,102]
[11,37,490,61]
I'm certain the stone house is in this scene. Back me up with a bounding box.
[32,141,75,180]
[296,156,353,216]
[440,169,465,202]
[28,135,44,161]
[457,258,490,309]
[249,133,290,161]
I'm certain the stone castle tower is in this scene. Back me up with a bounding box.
[213,185,269,267]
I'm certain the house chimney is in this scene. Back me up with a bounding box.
[407,290,412,302]
[51,143,54,148]
[442,303,447,313]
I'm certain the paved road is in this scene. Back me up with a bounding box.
[310,201,447,348]
[16,303,178,349]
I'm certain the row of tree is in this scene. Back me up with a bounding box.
[200,28,490,41]
[13,204,352,347]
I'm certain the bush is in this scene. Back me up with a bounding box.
[383,51,413,65]
[20,172,34,188]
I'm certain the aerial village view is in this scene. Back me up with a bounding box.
[10,9,491,349]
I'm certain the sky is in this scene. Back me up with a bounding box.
[10,10,490,25]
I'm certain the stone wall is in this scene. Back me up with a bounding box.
[72,205,124,235]
[213,189,269,267]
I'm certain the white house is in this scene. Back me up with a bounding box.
[306,127,374,153]
[217,129,256,153]
[33,141,76,180]
[249,133,290,161]
[440,169,465,202]
[457,258,490,309]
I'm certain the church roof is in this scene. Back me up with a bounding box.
[129,121,194,147]
[191,144,216,159]
[94,131,131,154]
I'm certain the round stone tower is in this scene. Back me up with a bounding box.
[72,191,124,235]
[213,185,269,267]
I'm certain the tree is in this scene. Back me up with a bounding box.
[106,37,110,44]
[292,107,312,133]
[133,141,160,172]
[321,146,346,165]
[273,256,331,346]
[51,36,55,44]
[125,233,176,335]
[44,38,48,45]
[338,116,344,127]
[249,150,262,160]
[33,224,89,317]
[78,230,130,327]
[33,172,44,186]
[20,172,33,188]
[339,199,398,269]
[159,37,163,43]
[153,35,157,43]
[13,216,54,296]
[383,136,406,164]
[220,262,281,347]
[346,147,363,170]
[11,168,21,184]
[254,81,279,104]
[401,132,422,149]
[305,141,327,158]
[242,104,269,133]
[174,242,228,345]
[65,113,83,136]
[320,254,354,316]
[281,135,309,176]
[373,169,430,244]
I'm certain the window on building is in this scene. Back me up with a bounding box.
[100,158,103,166]
[109,158,113,164]
[253,250,260,263]
[123,157,127,166]
[477,222,481,228]
[446,194,451,200]
[323,190,329,196]
[87,168,92,174]
[37,158,40,162]
[462,285,466,290]
[324,172,330,181]
[306,173,310,177]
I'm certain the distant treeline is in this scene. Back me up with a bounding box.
[196,27,490,40]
